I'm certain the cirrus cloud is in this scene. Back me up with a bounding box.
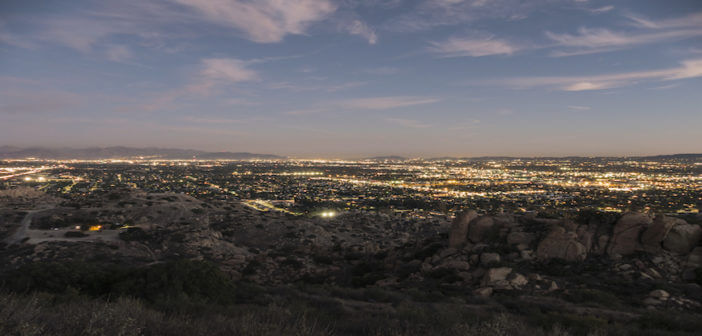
[486,58,702,91]
[430,35,519,57]
[341,96,440,109]
[170,0,336,43]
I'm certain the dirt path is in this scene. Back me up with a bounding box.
[4,209,40,245]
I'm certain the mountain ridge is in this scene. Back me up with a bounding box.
[0,146,284,160]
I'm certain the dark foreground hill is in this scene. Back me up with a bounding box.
[1,189,702,335]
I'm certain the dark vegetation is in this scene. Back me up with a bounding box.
[1,259,701,336]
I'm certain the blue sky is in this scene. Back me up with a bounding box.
[1,0,701,158]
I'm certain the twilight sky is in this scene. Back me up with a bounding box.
[1,0,701,158]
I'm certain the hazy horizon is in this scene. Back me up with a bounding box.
[2,0,701,156]
[1,144,702,159]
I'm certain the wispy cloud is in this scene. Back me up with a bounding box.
[341,96,440,109]
[105,44,132,62]
[0,89,82,114]
[344,19,378,44]
[430,35,519,57]
[497,108,513,116]
[490,58,702,91]
[448,119,481,130]
[385,0,541,32]
[385,117,432,128]
[170,0,336,43]
[363,67,400,75]
[548,11,702,57]
[283,107,330,116]
[188,58,259,94]
[567,105,591,111]
[547,28,702,56]
[284,95,441,116]
[269,80,366,92]
[625,11,702,29]
[136,57,260,111]
[180,116,242,124]
[590,5,614,14]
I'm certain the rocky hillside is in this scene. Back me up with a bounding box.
[2,190,702,334]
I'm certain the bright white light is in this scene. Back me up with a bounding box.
[321,211,336,218]
[37,177,46,182]
[24,177,32,181]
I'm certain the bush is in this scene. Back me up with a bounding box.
[64,231,87,238]
[561,289,623,308]
[1,260,236,308]
[118,227,149,241]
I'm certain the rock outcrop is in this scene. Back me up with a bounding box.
[663,223,702,255]
[468,216,495,243]
[448,210,478,248]
[536,227,587,262]
[641,215,680,252]
[607,213,652,256]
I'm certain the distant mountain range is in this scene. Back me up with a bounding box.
[0,146,699,161]
[0,146,284,160]
[364,156,408,161]
[426,154,702,161]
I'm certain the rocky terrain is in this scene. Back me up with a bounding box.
[2,188,702,335]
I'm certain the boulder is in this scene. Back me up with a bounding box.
[641,215,681,252]
[473,287,493,297]
[575,225,595,251]
[449,210,478,248]
[482,267,512,286]
[663,223,702,255]
[686,247,702,269]
[508,273,528,287]
[437,260,471,271]
[468,216,495,243]
[507,231,534,246]
[607,213,652,256]
[535,227,587,262]
[649,289,670,301]
[480,252,501,266]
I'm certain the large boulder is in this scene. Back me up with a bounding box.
[448,210,478,248]
[480,252,501,266]
[686,247,702,269]
[536,227,587,262]
[607,213,652,256]
[641,215,682,252]
[507,231,534,246]
[663,223,702,255]
[575,225,595,251]
[468,216,495,243]
[482,267,512,287]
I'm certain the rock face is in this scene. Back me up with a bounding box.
[448,210,478,248]
[536,227,587,262]
[507,231,533,246]
[663,223,702,255]
[641,215,680,252]
[468,216,495,243]
[686,247,702,269]
[607,213,652,256]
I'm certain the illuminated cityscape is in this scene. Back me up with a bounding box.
[3,157,700,218]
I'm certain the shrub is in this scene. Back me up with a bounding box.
[64,231,87,238]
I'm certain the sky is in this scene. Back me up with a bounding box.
[1,0,701,158]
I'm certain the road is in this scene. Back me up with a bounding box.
[4,209,40,245]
